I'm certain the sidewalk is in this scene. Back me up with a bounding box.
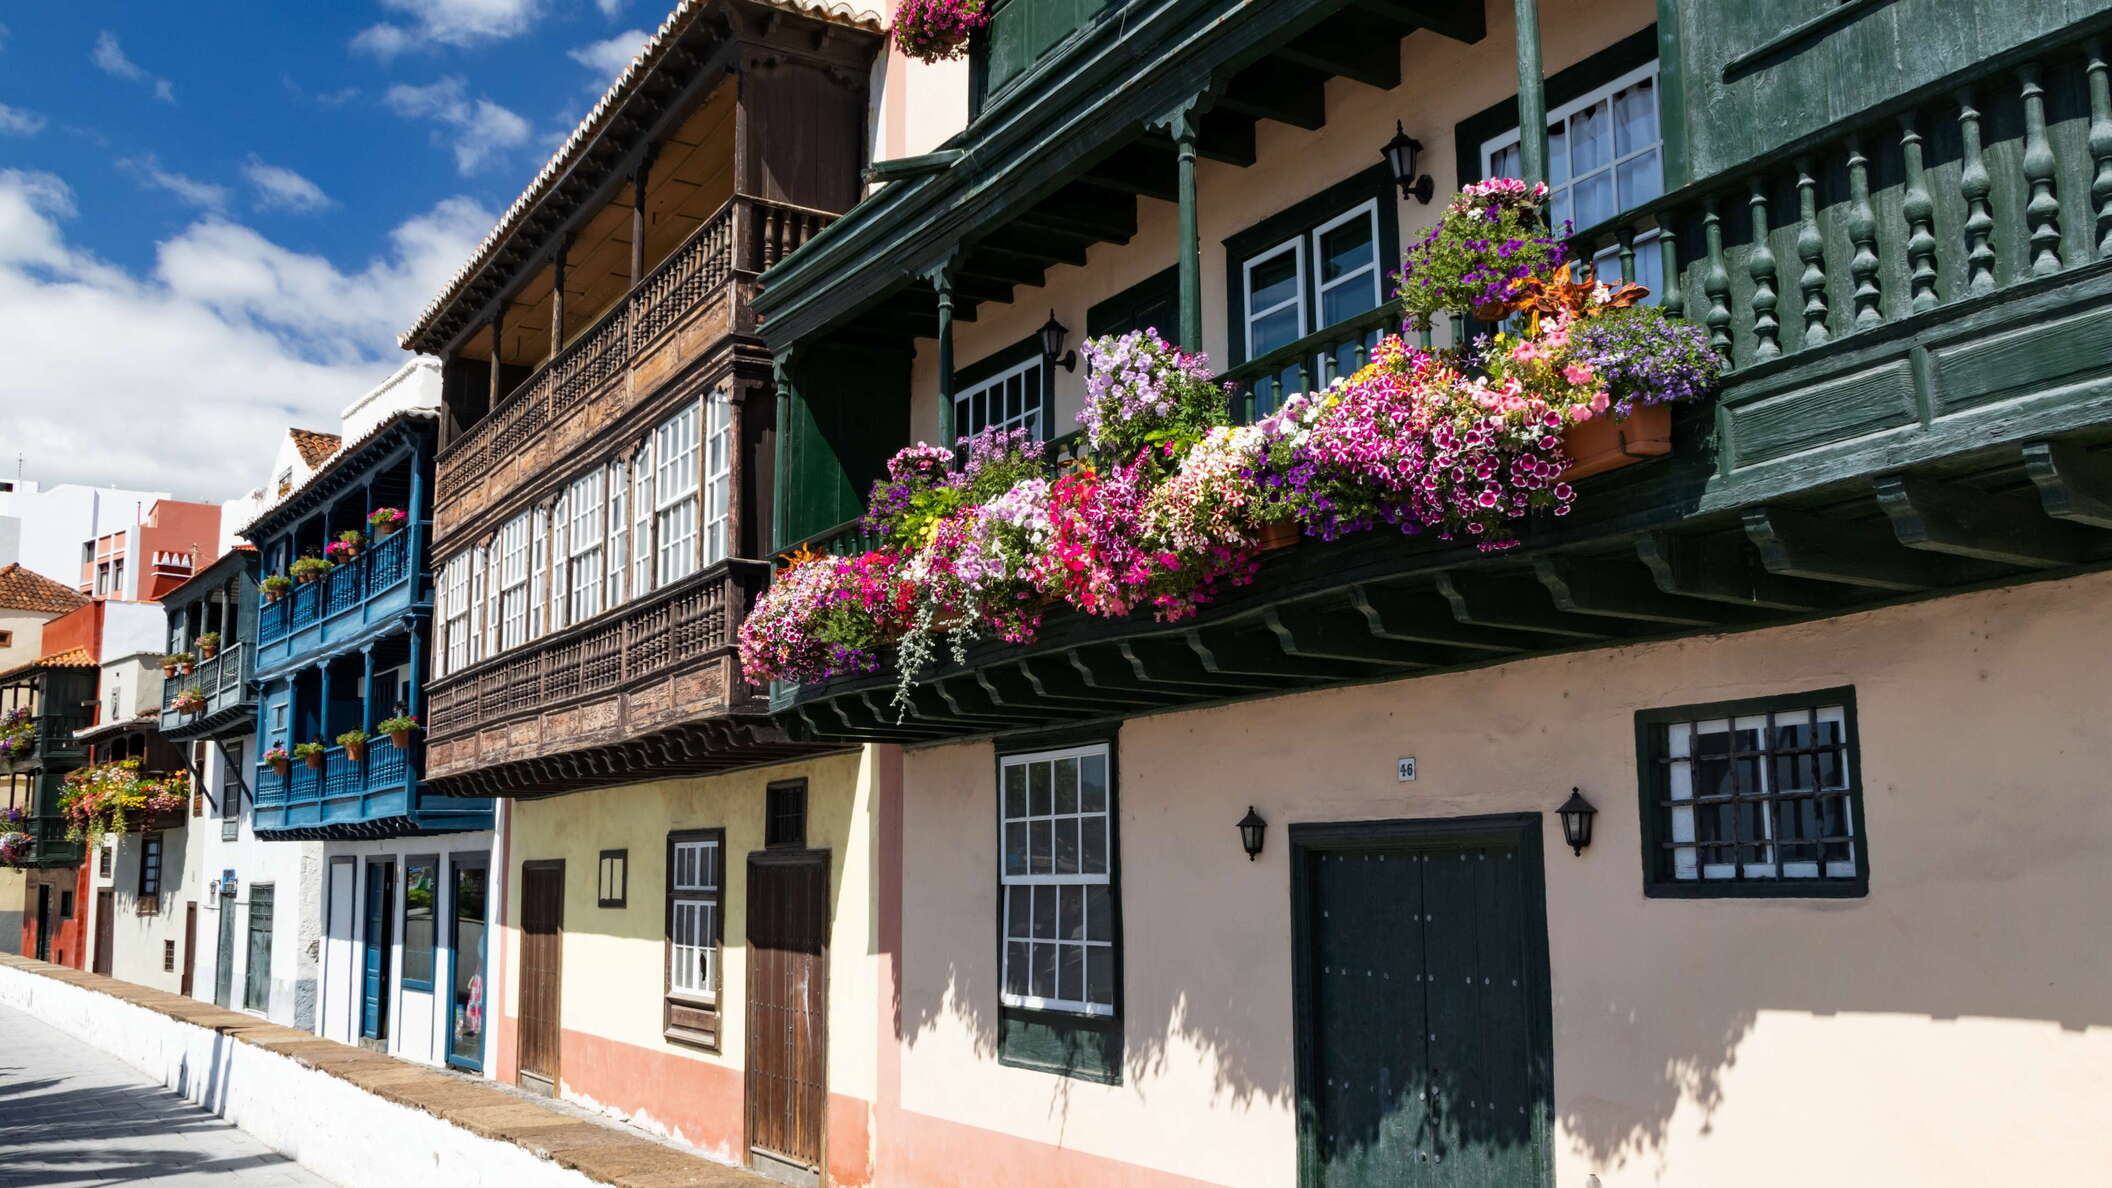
[0,955,768,1188]
[0,1001,330,1186]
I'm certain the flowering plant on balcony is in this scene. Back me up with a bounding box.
[290,556,333,582]
[263,743,291,771]
[0,708,35,759]
[293,740,327,769]
[59,758,189,843]
[0,831,30,867]
[2,804,22,826]
[260,574,293,601]
[324,539,358,562]
[1398,178,1569,327]
[893,0,987,64]
[367,507,407,535]
[738,549,915,685]
[1566,303,1719,416]
[1076,330,1225,459]
[194,632,221,659]
[172,687,208,715]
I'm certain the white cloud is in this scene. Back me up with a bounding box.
[568,29,651,80]
[0,169,490,502]
[383,77,532,174]
[352,0,545,58]
[0,104,44,136]
[243,157,333,213]
[595,1,627,18]
[92,31,175,103]
[118,156,230,212]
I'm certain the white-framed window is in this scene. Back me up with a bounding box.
[568,469,605,622]
[702,392,733,567]
[667,832,721,1004]
[1483,60,1663,291]
[1236,197,1383,414]
[497,512,531,651]
[653,404,700,585]
[631,443,654,596]
[1242,236,1307,363]
[441,551,472,675]
[529,506,548,640]
[605,458,628,609]
[1643,693,1864,894]
[1312,201,1383,330]
[999,744,1116,1017]
[953,357,1044,442]
[548,493,569,633]
[469,542,489,665]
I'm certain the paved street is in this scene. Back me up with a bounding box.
[0,1004,330,1187]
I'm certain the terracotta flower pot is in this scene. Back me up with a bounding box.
[298,573,316,585]
[302,753,323,771]
[269,757,290,776]
[1560,402,1673,481]
[377,522,399,539]
[180,662,195,675]
[345,740,367,763]
[264,588,282,603]
[388,730,411,750]
[342,545,360,559]
[161,664,177,678]
[1256,521,1301,552]
[200,644,217,660]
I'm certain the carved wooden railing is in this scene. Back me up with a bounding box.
[1568,34,2112,377]
[160,643,251,720]
[255,738,413,813]
[258,534,414,646]
[424,559,770,745]
[1217,304,1404,422]
[436,195,838,509]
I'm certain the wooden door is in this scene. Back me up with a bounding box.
[1293,819,1552,1188]
[33,885,49,962]
[744,852,829,1183]
[180,902,197,996]
[517,860,564,1093]
[214,891,237,1006]
[91,890,114,975]
[361,862,394,1041]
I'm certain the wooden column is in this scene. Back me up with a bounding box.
[630,153,656,289]
[931,264,958,445]
[1154,97,1211,354]
[728,384,748,560]
[406,622,425,722]
[360,645,377,734]
[1513,0,1549,187]
[548,239,569,363]
[487,305,506,410]
[316,662,332,748]
[772,355,793,555]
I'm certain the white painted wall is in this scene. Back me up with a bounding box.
[0,961,612,1188]
[185,740,324,1026]
[0,481,174,588]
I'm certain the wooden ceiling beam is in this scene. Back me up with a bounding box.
[1874,474,2090,568]
[2023,440,2112,529]
[1741,505,1962,590]
[1533,556,1764,626]
[1433,571,1617,639]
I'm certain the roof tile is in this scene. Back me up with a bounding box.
[0,564,90,615]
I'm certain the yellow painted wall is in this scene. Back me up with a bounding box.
[503,748,880,1104]
[893,571,2112,1187]
[907,0,1656,441]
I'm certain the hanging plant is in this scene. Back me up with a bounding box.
[1398,178,1569,327]
[59,759,188,845]
[0,831,31,868]
[893,0,988,64]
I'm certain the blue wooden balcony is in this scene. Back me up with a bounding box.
[256,529,417,675]
[159,643,254,740]
[251,738,490,839]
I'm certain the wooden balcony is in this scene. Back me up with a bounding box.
[422,559,823,798]
[255,527,418,676]
[433,194,834,547]
[252,739,490,839]
[159,643,254,740]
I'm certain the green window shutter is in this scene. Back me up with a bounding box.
[979,0,1113,101]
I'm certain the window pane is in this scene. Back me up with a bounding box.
[1055,817,1079,875]
[1571,99,1609,173]
[1058,943,1083,1004]
[1321,278,1371,328]
[1617,149,1662,209]
[1059,884,1083,940]
[1031,943,1057,999]
[1006,941,1030,996]
[1004,763,1026,819]
[402,860,437,985]
[1080,755,1106,812]
[1249,306,1302,357]
[1547,125,1569,185]
[1247,248,1299,312]
[1006,885,1029,940]
[1052,757,1077,814]
[1573,170,1614,229]
[1614,78,1656,156]
[1031,819,1052,874]
[1081,815,1107,875]
[1087,946,1114,1005]
[1086,884,1111,943]
[1029,762,1051,817]
[1032,884,1056,939]
[1317,217,1373,287]
[1004,823,1028,876]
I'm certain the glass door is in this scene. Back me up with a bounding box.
[446,858,489,1071]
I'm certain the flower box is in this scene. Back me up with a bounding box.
[1256,521,1301,552]
[1560,402,1672,481]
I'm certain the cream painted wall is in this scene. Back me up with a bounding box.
[102,825,193,992]
[892,571,2112,1187]
[906,0,1654,443]
[0,610,51,672]
[502,749,881,1109]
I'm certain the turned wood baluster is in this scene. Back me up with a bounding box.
[2085,41,2112,259]
[1616,225,1638,287]
[1657,210,1683,319]
[1845,136,1882,329]
[1899,111,1940,313]
[1795,158,1829,346]
[2020,64,2064,276]
[1747,178,1780,359]
[1957,88,1998,295]
[1701,195,1732,362]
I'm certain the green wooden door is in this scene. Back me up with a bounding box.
[1296,821,1551,1187]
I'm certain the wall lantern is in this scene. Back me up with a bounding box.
[1038,309,1079,372]
[1557,788,1597,856]
[1382,121,1435,205]
[1236,805,1267,861]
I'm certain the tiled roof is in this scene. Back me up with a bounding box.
[0,564,89,616]
[237,409,439,541]
[0,646,97,683]
[290,429,342,468]
[397,0,884,351]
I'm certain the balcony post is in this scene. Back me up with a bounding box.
[1153,95,1212,354]
[360,645,377,739]
[487,305,506,412]
[409,437,429,599]
[771,354,793,555]
[549,237,569,364]
[928,258,959,446]
[630,151,656,290]
[407,619,426,724]
[316,662,332,748]
[1513,0,1549,188]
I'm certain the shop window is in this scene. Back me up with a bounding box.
[1636,688,1868,898]
[665,829,723,1048]
[402,856,439,991]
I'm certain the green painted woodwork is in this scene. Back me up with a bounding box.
[1085,266,1179,339]
[777,342,909,550]
[996,1008,1123,1083]
[1291,817,1553,1188]
[1511,0,1548,187]
[973,0,1120,113]
[1664,0,2111,180]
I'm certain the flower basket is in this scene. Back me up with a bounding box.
[302,751,324,770]
[269,757,290,776]
[1256,521,1301,552]
[1560,402,1673,481]
[344,739,366,762]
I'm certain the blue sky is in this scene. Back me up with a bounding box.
[0,2,662,503]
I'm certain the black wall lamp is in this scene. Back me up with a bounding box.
[1038,309,1078,372]
[1236,805,1267,861]
[1557,788,1597,856]
[1383,121,1435,205]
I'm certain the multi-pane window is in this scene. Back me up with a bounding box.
[244,884,274,1012]
[568,470,605,622]
[138,831,163,899]
[497,512,532,650]
[605,459,628,609]
[1638,691,1866,896]
[766,779,807,850]
[702,393,733,567]
[530,506,549,638]
[654,404,700,585]
[631,444,654,595]
[999,745,1116,1017]
[1238,197,1384,416]
[667,832,722,1004]
[953,357,1045,441]
[1484,61,1663,292]
[441,552,472,675]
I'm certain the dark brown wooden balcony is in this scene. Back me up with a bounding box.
[422,559,823,798]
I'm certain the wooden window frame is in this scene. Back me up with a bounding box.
[765,779,808,850]
[597,848,629,908]
[653,402,701,586]
[604,458,628,609]
[138,831,164,901]
[701,391,734,568]
[567,469,606,624]
[663,827,724,1049]
[1635,686,1870,899]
